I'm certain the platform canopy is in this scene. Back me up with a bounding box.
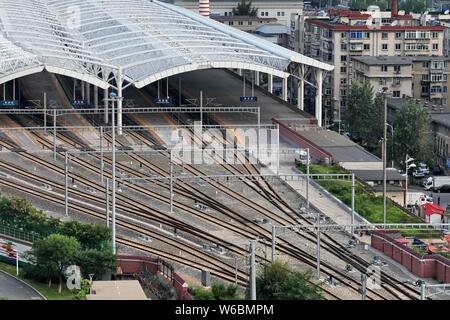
[0,0,333,89]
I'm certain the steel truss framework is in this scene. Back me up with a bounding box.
[0,0,333,89]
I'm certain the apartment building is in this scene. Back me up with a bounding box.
[412,57,450,105]
[303,10,445,121]
[166,0,303,27]
[352,56,450,105]
[352,56,413,98]
[211,15,277,32]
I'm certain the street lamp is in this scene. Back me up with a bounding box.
[405,155,416,208]
[104,91,120,254]
[377,87,390,224]
[386,123,394,168]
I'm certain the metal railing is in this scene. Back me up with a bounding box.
[0,223,41,243]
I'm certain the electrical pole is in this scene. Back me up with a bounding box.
[64,151,69,216]
[111,96,117,254]
[106,178,110,228]
[170,150,174,213]
[383,92,388,224]
[53,109,57,160]
[100,126,104,183]
[306,148,310,210]
[361,274,367,300]
[316,209,321,280]
[249,240,256,300]
[351,173,355,235]
[271,224,276,263]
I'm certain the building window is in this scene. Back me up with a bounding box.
[381,65,388,72]
[248,21,252,25]
[431,73,444,81]
[422,74,429,81]
[432,31,439,38]
[350,31,363,39]
[281,12,285,16]
[394,65,401,73]
[393,78,401,85]
[341,55,347,62]
[340,89,347,96]
[433,43,439,50]
[238,21,243,25]
[422,85,430,94]
[340,66,347,73]
[393,91,401,97]
[382,43,388,50]
[277,12,280,16]
[395,32,402,39]
[382,32,388,39]
[229,21,234,25]
[325,88,332,95]
[340,78,347,85]
[364,43,370,50]
[341,32,347,38]
[395,43,401,50]
[431,86,443,93]
[423,61,430,68]
[341,43,347,50]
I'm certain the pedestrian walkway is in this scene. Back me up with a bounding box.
[0,270,43,300]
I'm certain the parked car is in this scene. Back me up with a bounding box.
[413,170,426,178]
[433,184,450,193]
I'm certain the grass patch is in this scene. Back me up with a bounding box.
[298,163,422,224]
[0,261,77,300]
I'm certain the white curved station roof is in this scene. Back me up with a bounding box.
[0,0,333,89]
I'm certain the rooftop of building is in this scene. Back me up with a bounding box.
[211,15,277,22]
[305,18,446,31]
[86,280,148,300]
[255,23,290,35]
[352,56,413,65]
[387,98,450,128]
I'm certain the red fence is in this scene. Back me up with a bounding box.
[118,255,193,300]
[371,232,450,283]
[272,118,333,163]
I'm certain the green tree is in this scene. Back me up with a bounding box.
[393,100,434,167]
[350,0,388,10]
[190,283,241,300]
[256,260,323,300]
[26,234,81,293]
[232,0,258,16]
[399,0,426,13]
[345,81,383,152]
[75,249,117,279]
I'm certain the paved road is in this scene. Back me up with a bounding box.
[0,270,43,300]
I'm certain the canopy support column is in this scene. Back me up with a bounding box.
[315,69,323,127]
[282,77,288,101]
[298,65,305,111]
[255,71,260,86]
[94,86,99,110]
[268,74,273,94]
[86,82,91,105]
[116,69,124,136]
[104,88,109,124]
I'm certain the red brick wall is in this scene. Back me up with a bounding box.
[371,232,450,282]
[117,255,192,300]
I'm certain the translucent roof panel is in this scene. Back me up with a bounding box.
[0,0,333,88]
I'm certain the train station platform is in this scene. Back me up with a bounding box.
[86,280,148,300]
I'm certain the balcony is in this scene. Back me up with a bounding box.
[349,43,364,51]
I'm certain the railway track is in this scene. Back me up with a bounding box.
[0,80,424,299]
